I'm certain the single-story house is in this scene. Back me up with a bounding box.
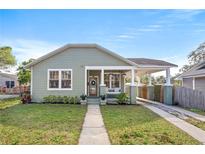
[0,71,18,88]
[178,60,205,93]
[26,44,177,104]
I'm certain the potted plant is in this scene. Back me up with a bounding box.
[100,95,107,105]
[80,94,87,105]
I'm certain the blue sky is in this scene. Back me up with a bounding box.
[1,9,205,75]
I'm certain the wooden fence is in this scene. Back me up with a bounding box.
[0,86,30,95]
[174,87,205,110]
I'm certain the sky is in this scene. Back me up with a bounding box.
[1,9,205,75]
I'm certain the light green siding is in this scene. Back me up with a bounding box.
[32,47,130,102]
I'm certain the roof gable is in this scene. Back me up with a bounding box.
[26,44,137,68]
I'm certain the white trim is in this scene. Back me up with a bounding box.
[30,66,33,95]
[85,69,87,95]
[181,74,205,79]
[137,65,175,68]
[131,68,136,86]
[47,69,72,90]
[193,77,196,90]
[85,66,136,70]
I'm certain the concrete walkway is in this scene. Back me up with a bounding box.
[137,97,205,122]
[78,104,110,145]
[139,101,205,144]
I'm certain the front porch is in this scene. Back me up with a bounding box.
[85,65,174,105]
[85,66,136,104]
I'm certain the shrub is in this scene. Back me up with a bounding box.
[117,93,129,105]
[80,94,87,100]
[42,95,80,104]
[21,92,31,104]
[63,96,69,104]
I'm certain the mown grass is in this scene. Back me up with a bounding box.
[185,108,205,116]
[0,104,87,144]
[101,105,200,145]
[185,118,205,131]
[0,97,21,109]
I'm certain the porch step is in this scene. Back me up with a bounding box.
[87,98,100,104]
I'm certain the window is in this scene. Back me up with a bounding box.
[5,81,15,88]
[61,70,71,88]
[48,69,72,90]
[104,73,121,89]
[111,74,120,88]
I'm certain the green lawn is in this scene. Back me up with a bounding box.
[101,105,200,145]
[0,97,21,109]
[185,108,205,116]
[0,104,87,144]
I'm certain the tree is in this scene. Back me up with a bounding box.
[180,42,205,73]
[17,59,33,85]
[0,46,16,68]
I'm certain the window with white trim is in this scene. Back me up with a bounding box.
[104,73,121,89]
[48,69,72,90]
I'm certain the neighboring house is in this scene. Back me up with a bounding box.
[26,44,177,103]
[178,60,205,93]
[0,71,18,88]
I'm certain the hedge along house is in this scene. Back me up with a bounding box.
[26,44,177,104]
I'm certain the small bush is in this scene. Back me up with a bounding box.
[117,93,129,105]
[63,96,69,104]
[80,94,87,100]
[43,95,80,104]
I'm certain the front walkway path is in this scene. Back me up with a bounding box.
[138,101,205,144]
[137,97,205,122]
[78,104,110,145]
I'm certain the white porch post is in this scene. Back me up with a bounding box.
[130,68,136,104]
[100,69,105,86]
[165,68,171,85]
[193,77,195,90]
[100,68,106,96]
[131,68,135,86]
[148,73,152,86]
[85,68,87,95]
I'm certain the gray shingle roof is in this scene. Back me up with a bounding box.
[127,58,178,67]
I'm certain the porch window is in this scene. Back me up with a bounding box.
[48,69,72,90]
[104,73,121,91]
[111,74,120,88]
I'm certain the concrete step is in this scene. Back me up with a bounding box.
[87,98,100,104]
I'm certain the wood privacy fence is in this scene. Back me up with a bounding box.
[0,86,30,95]
[174,87,205,110]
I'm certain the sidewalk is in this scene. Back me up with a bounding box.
[78,104,110,145]
[139,101,205,144]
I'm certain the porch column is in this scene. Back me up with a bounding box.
[163,68,173,105]
[192,77,195,90]
[147,73,154,100]
[100,68,106,96]
[130,68,137,104]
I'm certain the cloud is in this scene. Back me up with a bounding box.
[0,39,62,63]
[116,35,135,39]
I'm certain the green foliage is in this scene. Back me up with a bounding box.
[117,93,129,105]
[0,46,16,67]
[100,95,106,100]
[17,59,33,85]
[80,94,87,100]
[180,41,205,73]
[43,95,79,104]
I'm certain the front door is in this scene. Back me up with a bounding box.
[88,76,98,97]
